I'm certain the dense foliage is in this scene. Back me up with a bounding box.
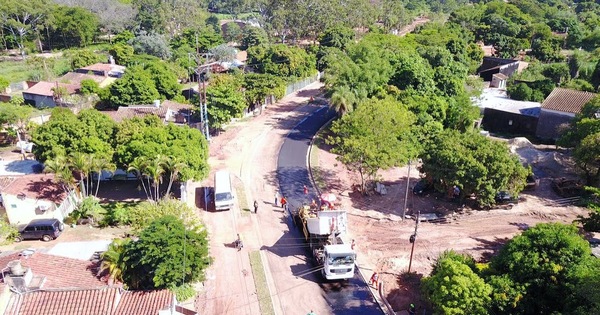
[121,215,211,290]
[422,223,600,314]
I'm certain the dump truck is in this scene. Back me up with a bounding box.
[293,205,356,281]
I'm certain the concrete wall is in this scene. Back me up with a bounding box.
[22,93,56,108]
[535,109,573,140]
[481,108,538,136]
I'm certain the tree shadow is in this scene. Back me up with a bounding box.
[385,271,429,315]
[471,236,510,261]
[509,222,530,231]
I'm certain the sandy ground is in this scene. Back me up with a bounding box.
[310,134,588,313]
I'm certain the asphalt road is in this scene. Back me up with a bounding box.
[276,105,384,315]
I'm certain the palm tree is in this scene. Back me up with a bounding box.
[144,155,168,201]
[44,155,74,193]
[92,158,116,197]
[330,86,357,116]
[69,152,93,197]
[127,157,151,200]
[163,156,187,198]
[99,238,128,285]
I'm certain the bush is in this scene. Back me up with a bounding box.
[171,283,196,301]
[99,202,133,227]
[0,217,19,245]
[72,196,103,224]
[128,198,199,231]
[508,83,533,101]
[129,33,172,60]
[80,79,100,95]
[70,50,101,69]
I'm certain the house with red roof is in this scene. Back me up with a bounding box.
[0,251,197,315]
[0,174,79,225]
[535,87,598,140]
[22,81,80,108]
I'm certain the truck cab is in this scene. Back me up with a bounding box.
[322,244,355,280]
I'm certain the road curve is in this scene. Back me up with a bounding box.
[276,105,384,315]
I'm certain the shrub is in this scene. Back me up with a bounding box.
[171,283,196,301]
[99,202,132,227]
[80,79,100,95]
[0,217,19,245]
[72,196,103,224]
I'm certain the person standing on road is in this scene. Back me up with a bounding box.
[369,272,379,288]
[253,200,258,213]
[275,190,280,207]
[303,185,308,195]
[281,196,288,210]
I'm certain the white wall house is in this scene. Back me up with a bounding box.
[0,174,79,225]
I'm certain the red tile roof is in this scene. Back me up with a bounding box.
[103,101,194,123]
[0,174,66,203]
[113,290,174,315]
[541,88,597,114]
[4,287,119,315]
[0,252,105,289]
[23,81,79,97]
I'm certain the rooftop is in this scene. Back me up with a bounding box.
[102,100,194,124]
[59,72,106,85]
[4,287,119,315]
[541,87,597,114]
[0,251,105,289]
[473,88,541,117]
[113,290,173,315]
[23,81,79,97]
[0,174,66,203]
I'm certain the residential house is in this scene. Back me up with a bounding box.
[22,81,79,108]
[477,56,529,85]
[535,87,597,140]
[103,100,194,125]
[0,174,78,225]
[0,251,197,315]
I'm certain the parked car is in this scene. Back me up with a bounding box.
[525,174,539,190]
[494,191,520,209]
[15,219,64,242]
[413,179,433,195]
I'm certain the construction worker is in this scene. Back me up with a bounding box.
[253,200,258,213]
[408,303,416,315]
[369,272,379,288]
[303,185,308,195]
[281,196,287,210]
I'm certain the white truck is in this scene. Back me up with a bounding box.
[294,205,356,280]
[214,171,235,211]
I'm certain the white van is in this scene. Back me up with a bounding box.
[214,171,235,210]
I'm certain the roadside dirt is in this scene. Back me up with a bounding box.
[311,133,588,313]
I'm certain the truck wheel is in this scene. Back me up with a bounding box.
[14,236,22,243]
[507,204,514,210]
[42,235,52,242]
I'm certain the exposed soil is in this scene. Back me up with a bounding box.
[311,133,588,314]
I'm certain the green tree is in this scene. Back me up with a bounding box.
[31,108,115,162]
[0,0,49,56]
[420,130,528,207]
[490,223,597,314]
[508,83,533,101]
[80,79,100,95]
[107,66,160,108]
[0,77,8,91]
[242,73,285,111]
[109,43,135,65]
[115,116,209,181]
[318,25,354,50]
[223,22,242,43]
[50,5,99,47]
[0,101,33,144]
[327,97,417,193]
[422,251,492,315]
[240,26,268,50]
[129,33,172,60]
[122,215,211,290]
[206,74,246,129]
[69,50,101,70]
[144,61,181,100]
[247,44,316,78]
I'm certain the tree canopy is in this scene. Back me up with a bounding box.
[122,215,211,290]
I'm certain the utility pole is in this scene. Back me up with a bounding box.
[200,67,210,141]
[402,160,411,220]
[407,209,420,273]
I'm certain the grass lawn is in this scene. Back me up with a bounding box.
[249,251,275,315]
